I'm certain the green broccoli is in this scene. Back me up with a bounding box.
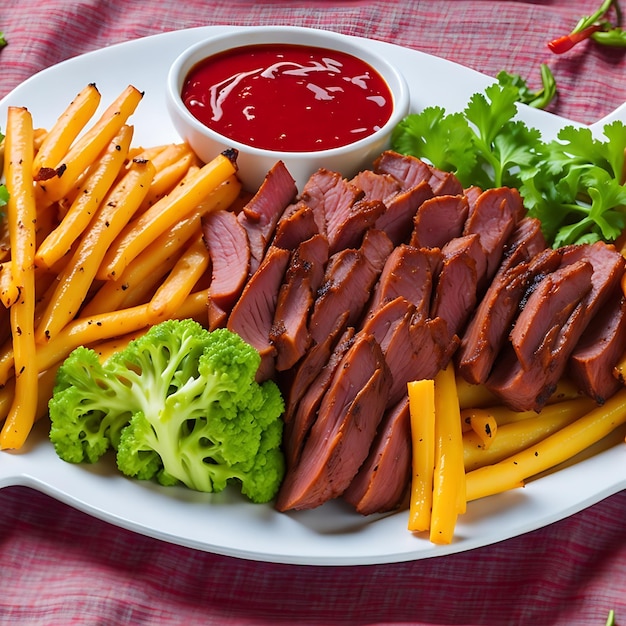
[49,319,286,503]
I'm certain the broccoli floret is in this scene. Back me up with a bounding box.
[49,346,135,463]
[48,319,286,504]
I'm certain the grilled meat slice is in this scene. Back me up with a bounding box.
[410,194,470,249]
[344,396,411,515]
[275,333,391,511]
[226,245,291,382]
[271,234,329,372]
[238,160,297,274]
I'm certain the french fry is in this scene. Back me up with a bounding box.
[429,364,466,545]
[35,124,134,269]
[465,388,626,502]
[148,234,210,321]
[461,408,498,449]
[36,85,143,207]
[32,83,101,177]
[172,288,210,323]
[35,158,156,342]
[0,107,39,449]
[97,153,238,280]
[463,397,597,472]
[407,379,436,533]
[82,174,240,315]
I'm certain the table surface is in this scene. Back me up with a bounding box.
[1,1,625,624]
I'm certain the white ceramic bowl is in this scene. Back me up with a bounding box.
[166,26,411,192]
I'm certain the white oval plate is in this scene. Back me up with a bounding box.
[1,26,625,566]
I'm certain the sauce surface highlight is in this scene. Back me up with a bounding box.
[181,43,394,152]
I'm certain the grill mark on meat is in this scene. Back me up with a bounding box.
[343,396,411,515]
[270,234,329,372]
[226,245,291,382]
[410,194,470,249]
[237,160,297,275]
[498,217,547,275]
[275,333,391,511]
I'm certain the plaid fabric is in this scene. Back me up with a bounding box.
[1,1,625,624]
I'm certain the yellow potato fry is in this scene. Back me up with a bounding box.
[92,330,147,363]
[97,152,238,280]
[463,397,597,472]
[461,408,497,449]
[36,85,143,207]
[139,150,197,212]
[465,388,626,502]
[36,303,156,374]
[32,83,101,176]
[148,234,210,321]
[172,288,210,323]
[81,210,204,316]
[35,124,133,269]
[36,158,156,342]
[0,107,39,449]
[407,379,436,533]
[430,364,466,545]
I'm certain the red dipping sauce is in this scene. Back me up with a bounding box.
[181,43,394,152]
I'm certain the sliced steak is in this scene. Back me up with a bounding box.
[486,242,625,411]
[270,234,329,372]
[275,332,391,512]
[282,311,350,423]
[498,216,547,275]
[456,248,562,384]
[299,168,363,239]
[308,228,394,345]
[365,244,441,321]
[361,296,448,405]
[272,202,320,251]
[329,199,387,254]
[430,234,483,348]
[202,209,250,330]
[410,194,470,249]
[463,187,523,287]
[374,181,434,246]
[569,292,626,404]
[373,150,432,190]
[283,327,356,469]
[238,160,297,274]
[344,396,411,515]
[351,169,400,203]
[373,150,462,193]
[510,260,593,371]
[226,245,291,382]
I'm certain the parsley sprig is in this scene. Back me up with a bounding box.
[390,83,626,247]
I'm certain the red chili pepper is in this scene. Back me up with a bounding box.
[548,23,604,53]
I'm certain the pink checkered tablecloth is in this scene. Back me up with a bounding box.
[1,1,625,624]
